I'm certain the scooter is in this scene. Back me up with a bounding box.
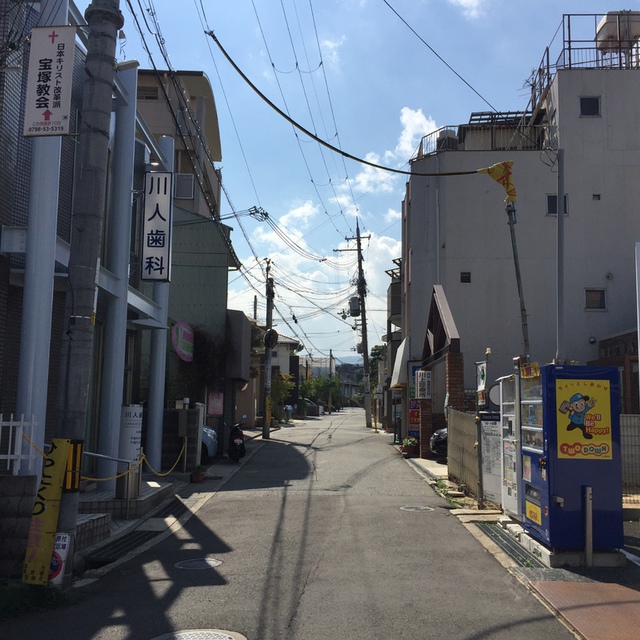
[228,422,246,462]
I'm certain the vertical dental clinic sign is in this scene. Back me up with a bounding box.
[142,172,173,281]
[23,26,76,137]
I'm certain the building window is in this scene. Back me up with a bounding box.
[546,194,568,215]
[137,85,159,100]
[585,289,606,310]
[580,96,600,117]
[460,272,471,283]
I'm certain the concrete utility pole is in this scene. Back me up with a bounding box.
[334,220,372,429]
[336,222,372,427]
[262,260,274,439]
[55,0,124,585]
[328,349,333,414]
[355,222,373,429]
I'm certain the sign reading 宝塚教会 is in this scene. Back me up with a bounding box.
[23,26,76,137]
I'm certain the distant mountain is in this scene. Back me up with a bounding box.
[336,355,363,366]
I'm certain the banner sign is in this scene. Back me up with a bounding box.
[207,391,224,416]
[415,370,431,399]
[142,172,173,282]
[172,321,194,362]
[23,438,71,585]
[120,406,143,464]
[23,26,76,136]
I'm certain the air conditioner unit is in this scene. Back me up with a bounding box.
[174,173,195,199]
[436,129,458,151]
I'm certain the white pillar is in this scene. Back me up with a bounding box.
[97,61,139,488]
[146,135,174,469]
[17,0,70,477]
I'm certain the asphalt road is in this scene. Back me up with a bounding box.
[5,408,577,640]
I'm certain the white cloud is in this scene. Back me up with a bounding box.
[389,107,438,162]
[280,200,319,228]
[350,152,397,194]
[384,207,401,224]
[321,36,346,70]
[447,0,486,20]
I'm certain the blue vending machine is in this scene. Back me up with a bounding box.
[520,364,623,551]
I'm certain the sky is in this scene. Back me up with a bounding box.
[77,0,620,364]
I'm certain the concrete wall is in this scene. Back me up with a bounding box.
[0,475,36,578]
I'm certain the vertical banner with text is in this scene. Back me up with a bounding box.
[23,26,76,136]
[142,172,173,282]
[22,439,71,585]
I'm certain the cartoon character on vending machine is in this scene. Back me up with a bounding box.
[559,393,596,440]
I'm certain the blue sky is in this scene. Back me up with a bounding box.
[81,0,620,363]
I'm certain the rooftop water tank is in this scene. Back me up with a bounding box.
[596,11,640,50]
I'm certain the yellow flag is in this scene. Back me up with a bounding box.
[478,161,516,203]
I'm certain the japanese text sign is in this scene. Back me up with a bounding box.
[415,370,431,399]
[23,26,76,136]
[142,172,173,282]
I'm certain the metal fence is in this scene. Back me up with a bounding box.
[446,409,478,497]
[446,410,640,506]
[0,414,38,475]
[621,414,640,504]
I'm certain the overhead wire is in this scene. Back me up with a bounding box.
[283,0,356,234]
[193,0,361,337]
[206,31,480,179]
[126,0,242,272]
[248,0,344,237]
[381,0,499,113]
[129,1,390,354]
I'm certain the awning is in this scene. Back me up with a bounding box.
[390,337,410,389]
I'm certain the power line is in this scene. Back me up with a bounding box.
[206,31,479,179]
[381,0,499,113]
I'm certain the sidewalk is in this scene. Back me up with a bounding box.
[407,454,640,640]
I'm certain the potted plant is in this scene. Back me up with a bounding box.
[190,465,207,483]
[402,437,419,457]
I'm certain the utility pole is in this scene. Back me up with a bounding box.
[262,260,275,439]
[328,349,333,414]
[55,0,124,585]
[337,221,372,428]
[355,222,373,428]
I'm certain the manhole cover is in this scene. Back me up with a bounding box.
[152,632,246,640]
[174,558,223,570]
[400,505,435,512]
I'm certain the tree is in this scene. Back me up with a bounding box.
[370,344,385,387]
[271,372,295,422]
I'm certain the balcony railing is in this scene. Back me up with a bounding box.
[413,123,549,161]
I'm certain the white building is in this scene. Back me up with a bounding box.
[397,12,640,422]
